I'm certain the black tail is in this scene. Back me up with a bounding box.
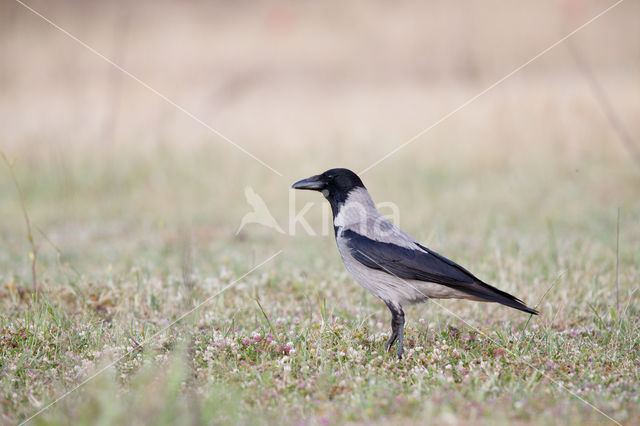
[410,243,539,315]
[457,281,539,315]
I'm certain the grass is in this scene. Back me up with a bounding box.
[2,1,639,424]
[1,145,638,425]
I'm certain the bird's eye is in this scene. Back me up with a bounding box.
[326,174,335,180]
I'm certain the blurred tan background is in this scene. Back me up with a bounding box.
[2,0,638,169]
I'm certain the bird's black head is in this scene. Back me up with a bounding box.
[292,168,366,209]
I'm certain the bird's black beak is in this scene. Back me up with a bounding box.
[291,174,326,191]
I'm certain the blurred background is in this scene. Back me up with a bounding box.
[1,0,638,272]
[1,1,639,423]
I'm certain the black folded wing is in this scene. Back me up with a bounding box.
[343,230,537,314]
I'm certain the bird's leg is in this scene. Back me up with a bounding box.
[385,327,398,352]
[384,301,398,351]
[395,308,405,359]
[384,302,405,359]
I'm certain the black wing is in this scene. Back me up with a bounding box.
[343,230,537,315]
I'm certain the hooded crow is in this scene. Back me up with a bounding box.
[292,168,538,359]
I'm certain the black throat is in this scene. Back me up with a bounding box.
[326,190,348,220]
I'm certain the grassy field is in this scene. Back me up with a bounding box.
[1,1,639,424]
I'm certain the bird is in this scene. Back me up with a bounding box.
[292,168,538,359]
